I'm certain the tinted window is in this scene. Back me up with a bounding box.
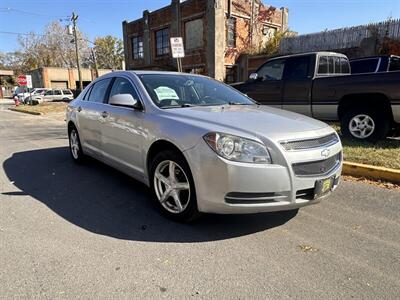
[285,56,310,79]
[109,77,139,101]
[45,90,54,96]
[87,79,112,103]
[318,56,328,74]
[350,58,379,74]
[389,57,400,71]
[257,59,285,81]
[340,57,350,74]
[63,90,72,95]
[54,90,62,95]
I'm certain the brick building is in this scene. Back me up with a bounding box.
[122,0,288,82]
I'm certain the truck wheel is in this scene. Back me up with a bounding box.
[341,107,389,142]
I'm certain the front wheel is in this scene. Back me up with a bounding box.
[341,108,389,142]
[150,150,199,222]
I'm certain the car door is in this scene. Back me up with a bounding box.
[100,76,145,177]
[242,59,285,108]
[53,90,63,101]
[281,55,314,116]
[76,78,113,156]
[43,90,54,101]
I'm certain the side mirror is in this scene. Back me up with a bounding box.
[109,94,140,109]
[248,72,259,81]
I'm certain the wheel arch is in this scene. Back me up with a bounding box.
[146,139,190,177]
[337,93,393,122]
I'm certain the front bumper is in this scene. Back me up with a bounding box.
[184,133,342,214]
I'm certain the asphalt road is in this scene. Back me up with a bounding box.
[0,107,399,299]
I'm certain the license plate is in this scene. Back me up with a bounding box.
[314,177,334,199]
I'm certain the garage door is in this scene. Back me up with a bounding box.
[50,81,68,89]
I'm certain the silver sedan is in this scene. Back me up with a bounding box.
[66,71,342,221]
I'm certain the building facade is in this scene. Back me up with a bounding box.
[28,67,113,90]
[122,0,288,82]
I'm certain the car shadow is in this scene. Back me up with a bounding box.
[3,147,297,243]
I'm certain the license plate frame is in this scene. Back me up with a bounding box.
[314,176,335,199]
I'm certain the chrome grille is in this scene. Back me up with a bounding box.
[281,133,339,151]
[292,152,341,177]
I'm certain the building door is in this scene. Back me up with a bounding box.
[50,81,68,89]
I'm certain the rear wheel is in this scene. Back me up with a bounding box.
[150,150,199,222]
[341,107,389,142]
[68,127,85,163]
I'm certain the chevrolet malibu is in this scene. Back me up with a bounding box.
[66,71,342,222]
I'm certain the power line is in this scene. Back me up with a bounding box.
[0,30,46,37]
[0,7,69,20]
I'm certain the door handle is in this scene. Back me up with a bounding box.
[101,111,109,118]
[77,106,82,112]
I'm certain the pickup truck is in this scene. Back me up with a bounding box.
[350,55,400,74]
[232,51,400,141]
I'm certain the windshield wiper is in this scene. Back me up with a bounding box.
[162,103,197,109]
[228,102,254,105]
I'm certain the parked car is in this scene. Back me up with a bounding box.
[66,71,342,222]
[232,52,400,141]
[14,88,47,102]
[39,89,74,102]
[350,55,400,74]
[22,88,49,103]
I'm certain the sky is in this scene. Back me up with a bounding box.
[0,0,399,53]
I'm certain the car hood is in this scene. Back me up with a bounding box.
[164,105,331,141]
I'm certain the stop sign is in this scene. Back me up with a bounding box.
[17,75,27,86]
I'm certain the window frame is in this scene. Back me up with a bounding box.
[155,28,170,57]
[132,36,144,60]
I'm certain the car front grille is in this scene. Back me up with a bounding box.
[280,133,339,151]
[292,152,342,177]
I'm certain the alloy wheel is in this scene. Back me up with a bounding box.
[349,114,375,139]
[70,130,80,159]
[153,160,191,214]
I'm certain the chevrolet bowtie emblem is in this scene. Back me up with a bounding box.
[321,148,330,158]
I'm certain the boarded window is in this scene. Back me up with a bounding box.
[185,19,204,50]
[226,17,236,48]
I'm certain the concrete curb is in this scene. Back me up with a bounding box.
[342,161,400,184]
[8,108,42,116]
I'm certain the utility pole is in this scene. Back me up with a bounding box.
[71,12,83,92]
[91,48,99,78]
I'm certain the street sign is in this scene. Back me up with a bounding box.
[26,75,32,88]
[17,75,27,86]
[170,37,185,58]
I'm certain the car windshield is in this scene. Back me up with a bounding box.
[138,74,255,108]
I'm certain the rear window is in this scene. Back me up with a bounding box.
[318,55,350,75]
[350,58,379,74]
[389,57,400,71]
[63,90,72,95]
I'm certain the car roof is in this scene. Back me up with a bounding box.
[350,55,400,61]
[266,51,348,61]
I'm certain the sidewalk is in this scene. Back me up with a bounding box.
[0,98,15,105]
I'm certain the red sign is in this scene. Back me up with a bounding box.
[17,75,27,86]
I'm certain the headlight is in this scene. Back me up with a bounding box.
[203,132,271,164]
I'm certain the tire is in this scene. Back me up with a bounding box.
[149,150,200,222]
[68,127,85,163]
[341,107,389,142]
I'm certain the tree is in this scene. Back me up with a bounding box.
[93,35,124,70]
[15,21,91,71]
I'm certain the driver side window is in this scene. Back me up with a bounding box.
[257,59,285,81]
[109,77,139,101]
